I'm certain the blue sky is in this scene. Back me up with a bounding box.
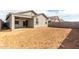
[0,10,79,22]
[47,10,79,22]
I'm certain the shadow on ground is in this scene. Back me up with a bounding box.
[58,29,79,49]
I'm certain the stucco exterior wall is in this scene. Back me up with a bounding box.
[28,19,34,28]
[34,15,48,27]
[15,19,24,28]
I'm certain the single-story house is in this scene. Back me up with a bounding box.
[48,16,63,27]
[6,10,48,30]
[49,16,60,22]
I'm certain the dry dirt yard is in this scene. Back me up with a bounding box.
[0,27,79,49]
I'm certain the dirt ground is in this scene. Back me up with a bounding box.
[0,27,79,49]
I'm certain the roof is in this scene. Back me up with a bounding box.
[6,10,48,20]
[6,13,12,20]
[49,16,65,22]
[49,16,61,22]
[14,10,37,15]
[6,10,38,20]
[49,16,59,20]
[36,13,48,19]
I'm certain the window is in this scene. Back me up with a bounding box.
[45,19,47,24]
[15,21,19,24]
[45,22,47,24]
[36,18,39,24]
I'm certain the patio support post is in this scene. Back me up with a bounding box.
[11,15,15,30]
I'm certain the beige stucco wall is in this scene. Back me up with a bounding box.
[34,15,48,27]
[15,19,24,28]
[28,19,34,28]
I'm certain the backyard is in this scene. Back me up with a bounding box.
[0,27,79,49]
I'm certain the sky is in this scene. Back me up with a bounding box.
[0,0,79,22]
[0,10,79,22]
[47,10,79,22]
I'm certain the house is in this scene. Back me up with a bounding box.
[6,10,48,30]
[49,16,61,22]
[48,16,63,27]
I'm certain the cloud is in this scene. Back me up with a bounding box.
[46,10,79,21]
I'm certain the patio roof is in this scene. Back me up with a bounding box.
[14,14,33,18]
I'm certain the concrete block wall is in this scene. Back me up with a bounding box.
[48,22,79,29]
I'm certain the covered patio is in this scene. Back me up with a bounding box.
[12,15,34,30]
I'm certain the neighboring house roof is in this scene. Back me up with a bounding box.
[49,16,61,22]
[6,10,49,20]
[49,16,59,20]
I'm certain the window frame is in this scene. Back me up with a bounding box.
[45,21,47,24]
[15,21,19,24]
[45,19,47,24]
[36,18,39,24]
